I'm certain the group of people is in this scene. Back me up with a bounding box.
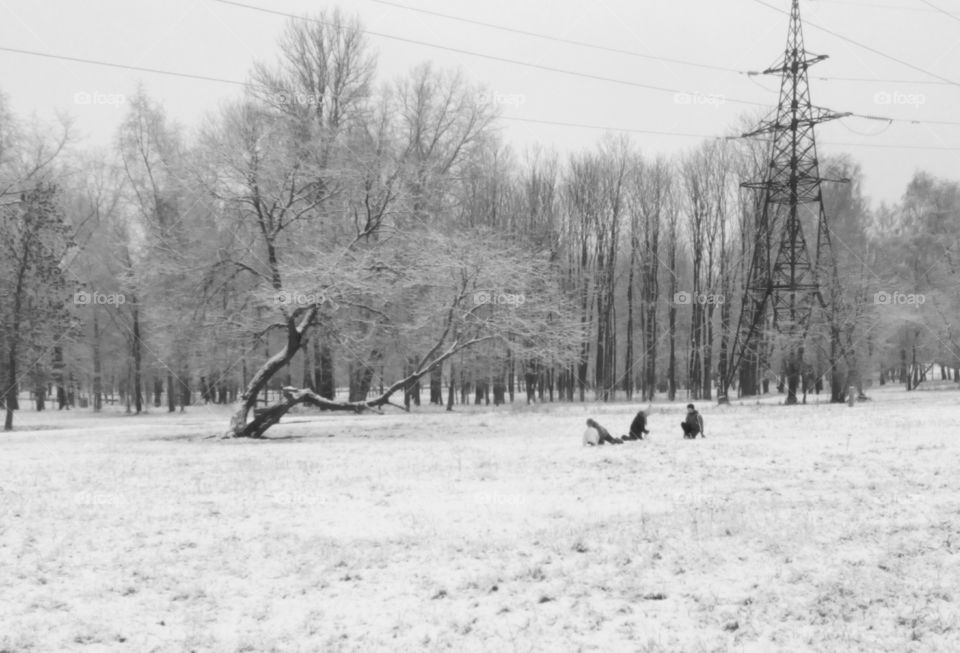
[583,404,705,446]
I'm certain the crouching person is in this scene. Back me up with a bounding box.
[681,404,705,439]
[583,418,623,446]
[622,410,649,440]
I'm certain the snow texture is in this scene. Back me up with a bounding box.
[1,385,959,651]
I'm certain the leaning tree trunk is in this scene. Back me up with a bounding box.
[226,308,317,439]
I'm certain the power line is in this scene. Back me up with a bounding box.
[373,0,957,88]
[5,42,960,130]
[817,0,941,12]
[823,140,960,151]
[501,116,715,139]
[815,75,954,86]
[754,0,960,86]
[211,0,770,108]
[919,0,960,23]
[0,43,722,139]
[501,116,960,150]
[216,0,960,118]
[850,112,960,127]
[3,25,960,141]
[0,45,246,87]
[368,0,743,75]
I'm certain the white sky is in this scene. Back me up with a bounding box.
[3,0,960,206]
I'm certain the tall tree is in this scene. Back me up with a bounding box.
[0,183,72,430]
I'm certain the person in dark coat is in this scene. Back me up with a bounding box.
[622,410,649,440]
[583,418,623,446]
[681,404,705,439]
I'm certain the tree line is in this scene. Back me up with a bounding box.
[2,10,958,434]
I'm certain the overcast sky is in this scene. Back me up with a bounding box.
[3,0,959,206]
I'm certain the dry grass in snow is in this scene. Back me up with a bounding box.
[1,385,959,652]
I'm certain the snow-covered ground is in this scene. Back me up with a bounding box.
[2,386,959,652]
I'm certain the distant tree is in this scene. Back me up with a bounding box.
[0,182,72,430]
[638,156,672,402]
[0,97,72,430]
[868,171,960,391]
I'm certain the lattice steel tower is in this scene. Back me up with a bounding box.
[732,0,849,404]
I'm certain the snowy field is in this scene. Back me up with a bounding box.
[2,386,959,652]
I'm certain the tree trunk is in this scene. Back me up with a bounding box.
[179,367,191,410]
[53,346,66,410]
[167,372,176,412]
[446,362,455,411]
[717,278,731,403]
[2,348,14,430]
[227,309,317,438]
[666,227,678,401]
[643,253,659,403]
[429,365,443,404]
[902,347,911,390]
[830,327,844,402]
[507,349,515,403]
[131,302,143,414]
[348,352,377,403]
[92,307,102,411]
[702,302,714,400]
[302,341,315,391]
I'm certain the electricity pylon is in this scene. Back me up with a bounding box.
[727,0,849,404]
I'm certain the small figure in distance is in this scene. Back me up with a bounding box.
[622,409,650,441]
[583,418,623,446]
[681,404,705,439]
